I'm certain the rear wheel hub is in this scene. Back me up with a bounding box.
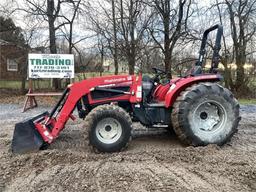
[193,101,226,132]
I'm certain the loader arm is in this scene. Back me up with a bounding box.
[36,75,142,142]
[12,74,143,154]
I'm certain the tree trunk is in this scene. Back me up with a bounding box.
[112,0,118,75]
[49,21,57,54]
[164,45,173,79]
[128,55,135,74]
[114,56,118,75]
[65,24,73,85]
[235,62,245,90]
[47,0,57,54]
[163,5,171,78]
[164,53,172,78]
[222,60,232,89]
[100,46,104,76]
[69,24,73,54]
[128,62,135,74]
[234,47,246,92]
[21,76,26,94]
[47,0,61,90]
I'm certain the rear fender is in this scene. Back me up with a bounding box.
[165,74,222,108]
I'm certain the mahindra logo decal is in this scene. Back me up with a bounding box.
[104,78,126,83]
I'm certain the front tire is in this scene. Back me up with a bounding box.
[171,82,240,146]
[85,104,132,152]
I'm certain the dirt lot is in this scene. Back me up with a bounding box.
[0,100,256,192]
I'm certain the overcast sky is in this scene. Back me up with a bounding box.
[0,0,232,57]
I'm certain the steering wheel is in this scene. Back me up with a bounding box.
[151,67,168,84]
[152,67,166,76]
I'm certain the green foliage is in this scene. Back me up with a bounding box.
[0,80,22,89]
[0,80,51,90]
[238,99,256,105]
[0,16,26,46]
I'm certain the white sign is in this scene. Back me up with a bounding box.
[28,54,74,78]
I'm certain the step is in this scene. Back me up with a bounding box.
[146,102,165,107]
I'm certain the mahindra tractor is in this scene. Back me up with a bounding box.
[12,25,240,154]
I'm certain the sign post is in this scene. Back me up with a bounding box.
[23,54,75,112]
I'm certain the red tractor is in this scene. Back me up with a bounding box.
[12,25,240,154]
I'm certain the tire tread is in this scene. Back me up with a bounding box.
[85,104,132,152]
[171,82,240,146]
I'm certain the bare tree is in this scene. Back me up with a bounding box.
[85,0,152,74]
[148,0,192,78]
[214,0,233,88]
[57,0,82,54]
[45,0,61,54]
[84,0,120,74]
[111,0,119,74]
[96,35,105,76]
[16,0,64,89]
[224,0,256,91]
[117,0,152,74]
[16,0,83,89]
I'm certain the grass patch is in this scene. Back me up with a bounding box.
[0,80,22,89]
[0,72,116,89]
[238,99,256,105]
[0,80,52,90]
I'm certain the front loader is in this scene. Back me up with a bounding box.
[12,25,240,154]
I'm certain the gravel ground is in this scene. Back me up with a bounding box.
[0,103,256,192]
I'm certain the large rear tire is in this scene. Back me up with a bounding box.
[171,82,240,146]
[85,104,132,152]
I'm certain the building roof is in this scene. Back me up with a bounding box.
[0,39,30,51]
[0,39,14,45]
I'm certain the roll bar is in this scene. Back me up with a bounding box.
[195,24,223,73]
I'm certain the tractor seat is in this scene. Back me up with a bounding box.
[186,65,202,76]
[142,75,154,101]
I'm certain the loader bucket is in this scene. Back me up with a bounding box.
[12,112,49,154]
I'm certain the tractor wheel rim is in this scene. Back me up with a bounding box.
[192,100,227,132]
[95,117,122,144]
